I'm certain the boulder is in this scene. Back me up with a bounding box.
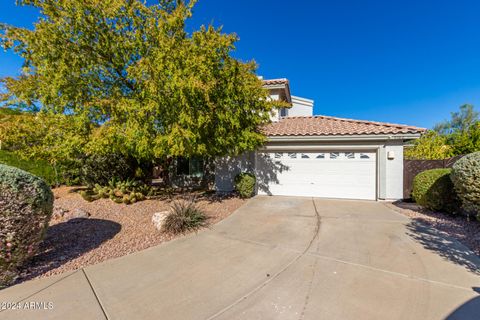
[65,208,91,221]
[52,205,68,220]
[152,211,169,231]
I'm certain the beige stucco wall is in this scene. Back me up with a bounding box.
[214,152,255,192]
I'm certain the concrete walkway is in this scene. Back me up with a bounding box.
[1,196,479,319]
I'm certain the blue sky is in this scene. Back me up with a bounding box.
[1,0,480,128]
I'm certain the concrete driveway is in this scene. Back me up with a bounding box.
[1,196,479,320]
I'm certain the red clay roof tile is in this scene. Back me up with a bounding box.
[262,78,289,86]
[262,115,426,136]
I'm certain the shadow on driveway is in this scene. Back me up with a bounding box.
[445,288,480,320]
[406,221,480,274]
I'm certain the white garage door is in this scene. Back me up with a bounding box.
[256,151,376,200]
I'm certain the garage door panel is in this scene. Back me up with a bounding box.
[257,151,376,200]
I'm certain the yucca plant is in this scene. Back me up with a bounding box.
[162,199,207,234]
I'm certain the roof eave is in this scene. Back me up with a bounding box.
[267,133,423,142]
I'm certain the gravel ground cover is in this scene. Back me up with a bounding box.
[15,187,245,284]
[385,201,480,257]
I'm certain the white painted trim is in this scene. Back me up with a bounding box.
[263,84,287,90]
[291,95,314,107]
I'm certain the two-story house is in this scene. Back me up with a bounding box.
[214,78,424,200]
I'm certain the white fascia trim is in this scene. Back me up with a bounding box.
[264,84,286,90]
[291,95,314,107]
[267,133,422,142]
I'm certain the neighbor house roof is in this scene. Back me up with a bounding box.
[262,115,426,136]
[262,78,292,103]
[262,78,289,86]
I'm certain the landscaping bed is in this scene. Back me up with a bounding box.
[386,201,480,256]
[14,187,245,284]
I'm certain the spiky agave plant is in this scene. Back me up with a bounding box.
[162,198,207,234]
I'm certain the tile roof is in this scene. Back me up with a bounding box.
[262,115,426,136]
[262,78,289,86]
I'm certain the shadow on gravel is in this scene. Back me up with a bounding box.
[16,218,121,284]
[406,221,480,274]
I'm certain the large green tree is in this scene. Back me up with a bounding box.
[1,0,280,164]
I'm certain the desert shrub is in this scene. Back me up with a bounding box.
[0,164,53,287]
[451,152,480,218]
[412,168,460,213]
[234,172,256,198]
[80,153,136,186]
[162,199,207,234]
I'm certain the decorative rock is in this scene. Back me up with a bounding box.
[52,206,68,220]
[152,211,169,231]
[64,208,91,221]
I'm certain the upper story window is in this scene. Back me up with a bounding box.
[280,108,288,117]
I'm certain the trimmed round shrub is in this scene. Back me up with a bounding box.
[0,164,54,287]
[412,168,460,213]
[234,172,256,198]
[451,152,480,218]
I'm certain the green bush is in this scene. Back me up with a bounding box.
[451,152,480,218]
[412,168,460,213]
[0,164,53,287]
[234,172,256,198]
[162,199,207,234]
[0,150,59,186]
[80,153,136,187]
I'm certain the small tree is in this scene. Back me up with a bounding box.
[449,122,480,155]
[406,105,480,160]
[434,104,479,135]
[404,131,453,160]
